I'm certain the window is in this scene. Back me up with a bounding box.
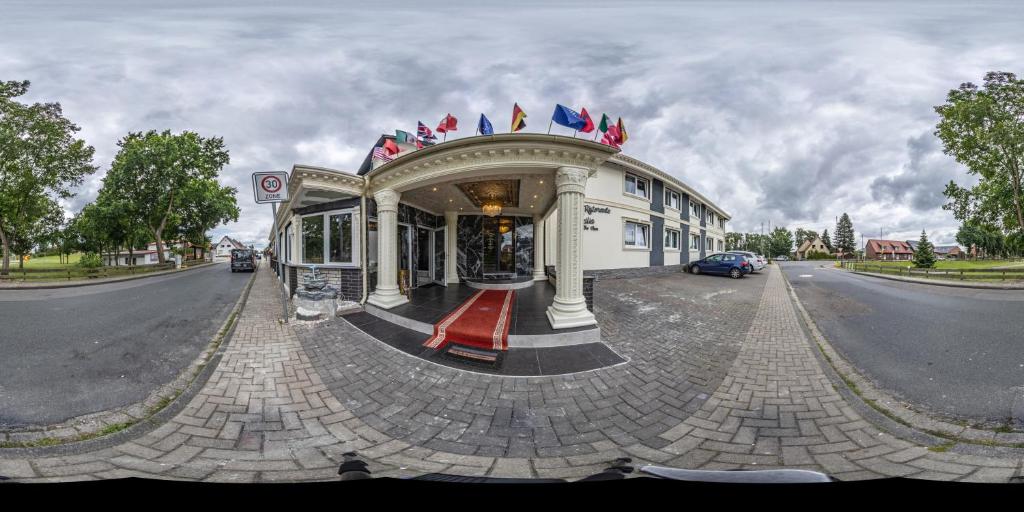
[718,239,724,252]
[302,209,357,265]
[624,220,650,248]
[719,218,725,230]
[284,223,292,263]
[665,189,681,210]
[690,233,700,250]
[624,173,650,200]
[707,211,716,225]
[690,201,700,218]
[665,228,680,250]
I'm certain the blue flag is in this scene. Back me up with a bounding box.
[551,104,587,130]
[478,113,494,135]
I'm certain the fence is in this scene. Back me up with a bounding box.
[0,262,177,282]
[841,261,1024,281]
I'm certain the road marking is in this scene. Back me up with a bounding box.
[799,274,814,278]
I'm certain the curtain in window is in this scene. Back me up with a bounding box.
[636,224,647,246]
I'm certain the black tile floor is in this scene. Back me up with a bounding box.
[341,311,625,376]
[387,282,598,336]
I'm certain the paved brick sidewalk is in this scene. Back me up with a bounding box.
[3,264,1022,482]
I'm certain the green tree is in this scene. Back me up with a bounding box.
[913,230,937,268]
[835,213,856,256]
[821,229,833,251]
[0,80,96,274]
[794,228,819,249]
[768,227,794,258]
[102,130,235,264]
[725,232,744,251]
[937,71,1024,234]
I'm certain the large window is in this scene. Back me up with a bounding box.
[624,173,650,200]
[624,220,650,249]
[665,189,681,210]
[302,209,357,265]
[284,223,292,263]
[665,228,680,250]
[690,201,700,218]
[302,215,324,263]
[690,233,700,250]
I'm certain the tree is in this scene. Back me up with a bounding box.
[101,130,234,264]
[8,198,63,270]
[913,230,937,268]
[725,232,744,251]
[821,229,833,251]
[768,227,795,258]
[794,228,819,249]
[0,80,97,274]
[936,71,1024,234]
[835,213,856,256]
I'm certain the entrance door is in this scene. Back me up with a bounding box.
[482,217,517,278]
[398,223,412,290]
[416,226,432,287]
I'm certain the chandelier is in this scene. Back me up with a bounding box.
[481,199,502,217]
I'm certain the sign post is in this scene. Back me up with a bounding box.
[253,171,291,323]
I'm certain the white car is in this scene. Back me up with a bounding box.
[727,251,766,272]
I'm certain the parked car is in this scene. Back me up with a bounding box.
[774,255,790,261]
[230,249,255,272]
[688,253,750,278]
[727,251,766,272]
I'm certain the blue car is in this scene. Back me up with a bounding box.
[688,253,750,279]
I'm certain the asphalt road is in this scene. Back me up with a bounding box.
[780,261,1024,426]
[0,260,252,427]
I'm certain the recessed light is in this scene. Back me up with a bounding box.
[432,187,437,192]
[533,194,538,199]
[539,180,544,184]
[449,198,453,202]
[530,205,534,208]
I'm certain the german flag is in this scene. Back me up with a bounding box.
[511,103,527,132]
[617,117,628,144]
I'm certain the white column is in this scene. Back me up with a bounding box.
[367,189,409,309]
[445,210,459,284]
[532,213,546,281]
[546,166,597,329]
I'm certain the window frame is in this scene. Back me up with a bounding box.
[624,172,651,201]
[690,201,701,218]
[665,227,681,251]
[664,188,681,211]
[623,219,652,250]
[690,233,701,250]
[300,207,359,267]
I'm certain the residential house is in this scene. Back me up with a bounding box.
[795,237,830,260]
[865,239,914,261]
[905,241,963,260]
[215,236,247,258]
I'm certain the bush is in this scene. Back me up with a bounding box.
[77,252,103,268]
[805,251,833,260]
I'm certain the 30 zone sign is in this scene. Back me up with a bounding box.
[252,171,289,203]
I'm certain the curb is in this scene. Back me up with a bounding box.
[847,270,1024,290]
[0,261,222,290]
[779,267,1024,454]
[0,260,260,456]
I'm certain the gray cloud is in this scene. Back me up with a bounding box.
[3,0,1022,248]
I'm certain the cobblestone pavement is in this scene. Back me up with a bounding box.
[3,265,1023,482]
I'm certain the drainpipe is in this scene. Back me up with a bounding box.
[360,179,369,305]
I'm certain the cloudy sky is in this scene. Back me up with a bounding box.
[3,0,1022,247]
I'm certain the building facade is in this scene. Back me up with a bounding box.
[270,134,729,329]
[796,237,830,260]
[865,239,914,261]
[215,236,247,258]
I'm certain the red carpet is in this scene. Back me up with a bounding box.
[423,289,515,351]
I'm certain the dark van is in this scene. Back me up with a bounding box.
[231,249,255,272]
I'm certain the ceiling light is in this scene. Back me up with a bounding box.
[432,187,437,192]
[481,201,502,217]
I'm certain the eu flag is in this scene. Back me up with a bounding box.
[478,113,494,135]
[551,104,587,130]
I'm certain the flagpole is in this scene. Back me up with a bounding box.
[572,129,578,138]
[547,119,553,134]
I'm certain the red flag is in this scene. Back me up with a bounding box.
[436,113,458,133]
[383,138,400,155]
[415,138,424,149]
[579,108,595,133]
[600,124,621,149]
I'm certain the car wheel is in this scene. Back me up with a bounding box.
[730,268,741,279]
[691,265,701,275]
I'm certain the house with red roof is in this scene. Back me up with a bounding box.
[865,239,914,261]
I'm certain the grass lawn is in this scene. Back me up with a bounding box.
[17,252,82,269]
[844,259,1023,270]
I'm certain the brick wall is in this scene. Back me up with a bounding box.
[294,266,363,301]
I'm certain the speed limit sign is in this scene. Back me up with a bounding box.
[252,171,289,203]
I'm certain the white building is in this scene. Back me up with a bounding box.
[270,134,729,330]
[215,236,247,258]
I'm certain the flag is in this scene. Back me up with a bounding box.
[551,104,587,130]
[371,147,394,162]
[598,113,612,134]
[511,103,527,132]
[617,117,628,144]
[395,130,417,144]
[600,124,621,149]
[436,113,458,133]
[579,108,595,133]
[478,113,494,135]
[417,121,436,141]
[383,138,400,155]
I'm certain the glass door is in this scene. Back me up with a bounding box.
[398,224,412,291]
[482,216,517,278]
[434,226,446,286]
[416,226,432,287]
